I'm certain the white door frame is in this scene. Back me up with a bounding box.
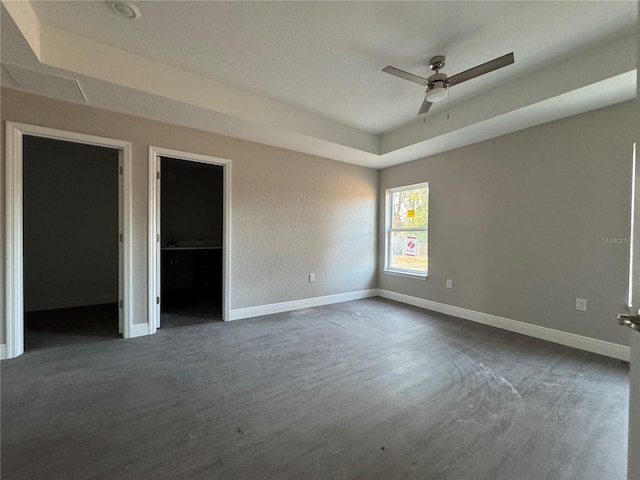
[628,141,640,480]
[4,121,133,359]
[148,146,231,330]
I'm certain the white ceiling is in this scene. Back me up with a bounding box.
[1,1,638,168]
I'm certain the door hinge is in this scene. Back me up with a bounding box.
[156,296,160,305]
[119,166,123,175]
[157,171,160,180]
[157,233,160,242]
[119,300,123,309]
[119,233,123,242]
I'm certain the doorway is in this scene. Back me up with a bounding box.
[22,136,120,350]
[148,146,231,330]
[4,122,133,359]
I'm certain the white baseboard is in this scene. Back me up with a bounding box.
[378,289,630,361]
[8,289,627,361]
[25,294,119,312]
[229,289,378,321]
[129,322,151,338]
[0,344,6,360]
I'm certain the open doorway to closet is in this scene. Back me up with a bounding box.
[161,157,223,325]
[148,147,231,331]
[4,122,133,360]
[22,136,121,350]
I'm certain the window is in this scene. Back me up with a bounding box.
[385,182,429,278]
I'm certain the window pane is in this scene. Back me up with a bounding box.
[389,231,428,272]
[391,186,428,228]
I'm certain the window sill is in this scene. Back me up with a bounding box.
[383,269,428,280]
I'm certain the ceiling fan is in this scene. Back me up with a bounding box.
[383,52,515,115]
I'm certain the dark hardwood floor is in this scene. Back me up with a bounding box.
[2,298,629,479]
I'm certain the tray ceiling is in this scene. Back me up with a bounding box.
[1,1,637,168]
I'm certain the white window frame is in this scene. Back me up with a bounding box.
[384,182,429,279]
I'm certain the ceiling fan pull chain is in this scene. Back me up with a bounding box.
[447,86,450,120]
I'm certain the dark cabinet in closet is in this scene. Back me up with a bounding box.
[161,248,221,305]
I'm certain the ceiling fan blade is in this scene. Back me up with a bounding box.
[418,98,432,115]
[382,66,429,86]
[446,52,514,87]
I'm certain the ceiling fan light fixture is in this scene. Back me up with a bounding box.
[107,1,141,20]
[425,85,448,103]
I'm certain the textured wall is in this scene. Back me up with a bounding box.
[23,136,119,311]
[232,144,377,306]
[0,88,378,340]
[379,100,637,345]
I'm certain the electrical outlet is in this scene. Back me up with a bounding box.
[309,273,315,282]
[575,298,587,311]
[446,279,453,289]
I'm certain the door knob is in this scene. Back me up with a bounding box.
[618,313,640,332]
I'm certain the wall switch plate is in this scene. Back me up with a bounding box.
[309,273,315,282]
[446,279,453,289]
[575,298,587,311]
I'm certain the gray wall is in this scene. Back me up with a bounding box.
[379,100,637,345]
[0,88,378,343]
[161,157,223,247]
[22,136,119,311]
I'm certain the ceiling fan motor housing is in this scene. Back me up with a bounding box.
[428,72,447,85]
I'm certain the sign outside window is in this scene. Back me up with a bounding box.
[405,236,417,257]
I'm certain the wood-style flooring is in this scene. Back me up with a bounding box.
[1,298,629,479]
